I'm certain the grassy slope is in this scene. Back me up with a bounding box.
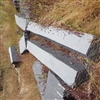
[28,0,100,36]
[0,1,41,100]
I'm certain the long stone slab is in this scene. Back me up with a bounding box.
[15,14,28,30]
[27,40,89,87]
[8,46,20,64]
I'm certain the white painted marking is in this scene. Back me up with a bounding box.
[58,83,65,90]
[56,91,63,98]
[55,99,57,100]
[27,41,77,86]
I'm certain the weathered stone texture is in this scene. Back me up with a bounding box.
[87,37,100,62]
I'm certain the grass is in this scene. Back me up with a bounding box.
[72,62,100,100]
[0,0,41,100]
[27,0,100,36]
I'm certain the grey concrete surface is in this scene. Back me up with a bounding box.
[43,71,65,100]
[27,40,89,87]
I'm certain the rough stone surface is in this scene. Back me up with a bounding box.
[15,15,100,62]
[75,69,90,87]
[86,37,100,62]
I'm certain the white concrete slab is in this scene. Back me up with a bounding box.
[27,22,94,55]
[15,14,28,30]
[27,40,77,87]
[8,46,20,64]
[19,34,27,54]
[15,15,99,61]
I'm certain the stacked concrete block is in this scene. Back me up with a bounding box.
[15,14,100,62]
[27,40,89,88]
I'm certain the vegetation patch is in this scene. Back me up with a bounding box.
[26,0,100,36]
[0,0,100,100]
